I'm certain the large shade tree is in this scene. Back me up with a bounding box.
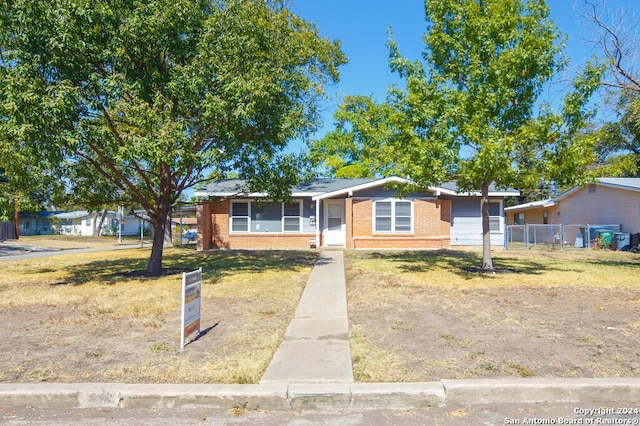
[386,0,601,269]
[0,0,346,274]
[309,95,400,178]
[311,0,602,269]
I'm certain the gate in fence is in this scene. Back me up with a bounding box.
[505,224,621,250]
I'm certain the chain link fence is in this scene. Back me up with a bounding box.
[506,224,622,250]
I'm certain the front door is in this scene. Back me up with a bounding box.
[324,200,345,246]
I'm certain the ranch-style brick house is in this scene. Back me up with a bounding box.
[194,176,519,250]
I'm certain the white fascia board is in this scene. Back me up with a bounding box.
[192,190,233,197]
[194,190,321,199]
[598,180,640,193]
[504,199,556,212]
[489,190,521,197]
[446,190,520,197]
[431,187,458,196]
[193,191,262,198]
[291,191,324,198]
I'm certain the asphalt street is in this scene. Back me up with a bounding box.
[2,402,640,425]
[0,243,142,261]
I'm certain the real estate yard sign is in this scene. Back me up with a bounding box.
[181,268,202,349]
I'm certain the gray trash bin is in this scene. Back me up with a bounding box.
[613,232,631,251]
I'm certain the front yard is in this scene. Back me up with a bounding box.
[346,249,640,382]
[0,247,316,383]
[0,244,638,384]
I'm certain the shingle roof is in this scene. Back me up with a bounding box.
[599,178,640,191]
[54,210,92,220]
[194,178,380,196]
[194,177,519,197]
[292,178,379,194]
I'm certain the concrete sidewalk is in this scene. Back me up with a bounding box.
[261,250,353,384]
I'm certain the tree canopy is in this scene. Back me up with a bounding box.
[309,95,400,178]
[0,0,346,273]
[312,0,602,269]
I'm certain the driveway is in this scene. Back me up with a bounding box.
[0,242,142,261]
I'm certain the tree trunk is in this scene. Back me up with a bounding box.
[93,209,108,237]
[147,208,170,276]
[481,181,494,270]
[163,214,173,247]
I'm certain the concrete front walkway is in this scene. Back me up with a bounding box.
[261,250,354,384]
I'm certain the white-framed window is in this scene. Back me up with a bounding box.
[282,201,302,232]
[514,212,525,225]
[231,201,250,232]
[373,199,413,233]
[489,201,502,232]
[229,200,303,233]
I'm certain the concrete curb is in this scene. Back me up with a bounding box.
[442,378,640,404]
[2,379,640,411]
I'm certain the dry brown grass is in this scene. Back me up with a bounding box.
[346,248,640,382]
[0,247,317,384]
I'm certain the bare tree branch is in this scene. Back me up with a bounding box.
[580,0,640,92]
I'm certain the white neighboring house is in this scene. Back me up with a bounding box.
[53,210,149,237]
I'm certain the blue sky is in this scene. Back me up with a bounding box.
[290,0,636,142]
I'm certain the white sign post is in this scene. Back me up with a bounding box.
[181,268,202,349]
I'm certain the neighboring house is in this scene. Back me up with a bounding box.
[54,210,149,236]
[54,210,111,236]
[19,210,150,237]
[505,178,640,235]
[172,204,198,230]
[18,211,56,236]
[194,176,518,250]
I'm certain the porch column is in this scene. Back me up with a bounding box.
[315,198,320,248]
[345,196,353,249]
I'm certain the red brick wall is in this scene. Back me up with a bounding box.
[350,198,451,249]
[198,197,452,251]
[196,201,211,251]
[352,199,372,240]
[213,234,316,249]
[198,199,314,250]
